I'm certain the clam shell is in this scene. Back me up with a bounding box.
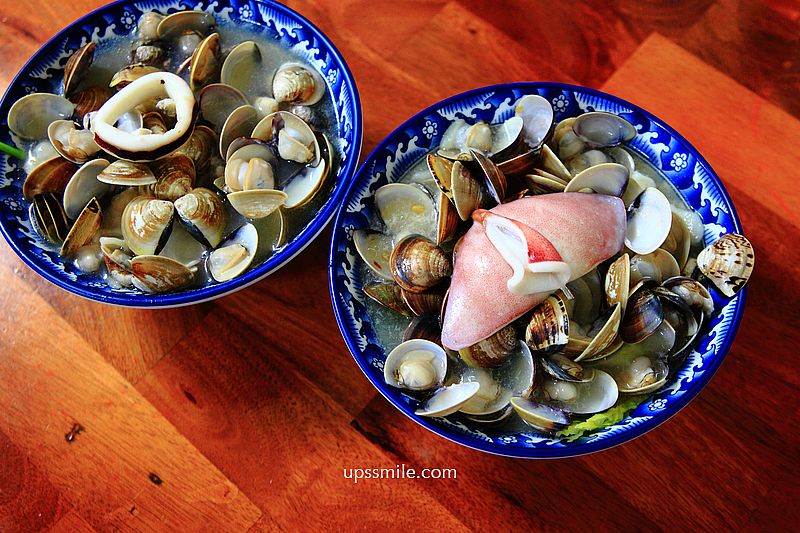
[8,93,75,140]
[130,255,196,293]
[47,120,100,164]
[436,190,459,244]
[221,41,261,93]
[177,124,217,175]
[572,111,636,148]
[384,339,447,391]
[63,42,95,96]
[283,132,331,208]
[620,282,664,344]
[227,189,287,219]
[98,160,156,186]
[364,281,412,316]
[573,303,622,362]
[469,148,507,204]
[541,353,595,383]
[60,197,102,257]
[30,193,69,244]
[510,398,569,433]
[219,104,259,158]
[514,94,554,148]
[525,293,570,353]
[63,158,112,219]
[22,156,78,200]
[390,235,452,293]
[451,160,484,221]
[121,196,174,256]
[696,233,754,297]
[173,187,226,247]
[189,32,221,92]
[564,162,629,197]
[199,83,248,132]
[272,62,326,105]
[625,187,672,255]
[416,382,481,417]
[147,153,196,201]
[157,10,215,40]
[402,316,442,345]
[110,64,161,89]
[604,253,630,312]
[458,325,517,368]
[426,153,454,199]
[401,285,447,317]
[374,183,437,243]
[69,86,108,121]
[353,229,394,281]
[208,223,258,282]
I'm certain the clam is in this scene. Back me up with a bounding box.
[697,233,754,297]
[99,189,138,238]
[93,72,197,162]
[490,116,524,161]
[572,112,636,148]
[130,255,196,293]
[97,160,156,186]
[401,285,447,317]
[99,236,132,269]
[496,148,540,177]
[625,187,672,255]
[69,86,108,120]
[177,124,217,174]
[563,162,629,197]
[661,276,714,318]
[189,32,221,92]
[173,188,226,248]
[271,112,320,165]
[606,146,635,174]
[133,44,165,66]
[661,211,692,270]
[47,120,100,164]
[374,183,437,243]
[572,303,622,362]
[208,223,258,282]
[629,249,680,285]
[283,134,331,208]
[22,157,78,200]
[459,342,535,418]
[109,64,161,89]
[458,325,517,368]
[540,370,618,414]
[63,158,112,219]
[566,270,604,325]
[353,229,394,281]
[436,189,459,244]
[439,120,492,157]
[469,148,506,204]
[604,253,630,312]
[621,170,656,208]
[156,10,216,40]
[510,398,569,433]
[199,83,249,131]
[426,153,454,199]
[219,104,259,158]
[390,235,452,293]
[141,111,168,135]
[596,343,669,395]
[150,153,195,201]
[221,41,261,93]
[384,339,448,391]
[514,94,554,148]
[24,140,60,174]
[364,281,412,316]
[415,382,481,418]
[30,193,69,244]
[60,197,102,257]
[113,109,144,134]
[137,12,164,42]
[8,93,75,140]
[226,155,275,193]
[254,96,280,119]
[538,145,572,182]
[620,280,664,344]
[227,189,287,219]
[121,196,175,256]
[525,293,570,353]
[566,149,611,175]
[63,42,95,96]
[553,117,586,161]
[541,353,596,383]
[450,160,484,220]
[402,316,442,345]
[524,170,567,194]
[272,62,326,106]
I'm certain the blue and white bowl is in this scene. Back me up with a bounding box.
[0,0,361,307]
[329,82,746,458]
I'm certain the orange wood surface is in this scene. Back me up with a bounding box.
[1,1,798,531]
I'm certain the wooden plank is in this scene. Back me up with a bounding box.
[0,260,262,532]
[48,510,98,533]
[134,309,468,531]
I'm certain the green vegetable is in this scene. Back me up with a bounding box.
[0,140,25,161]
[557,395,647,441]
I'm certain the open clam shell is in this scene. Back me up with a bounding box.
[451,160,484,221]
[541,353,596,383]
[416,382,481,418]
[364,281,412,316]
[130,255,196,293]
[189,32,221,92]
[459,341,535,417]
[469,148,506,204]
[515,94,554,149]
[541,370,618,415]
[384,339,448,391]
[283,133,331,208]
[63,42,96,96]
[563,162,629,197]
[604,253,630,312]
[227,189,287,219]
[173,187,226,248]
[156,10,215,40]
[8,93,75,140]
[458,325,517,369]
[525,293,570,354]
[625,187,672,255]
[63,158,111,219]
[219,104,259,158]
[426,153,454,199]
[208,223,258,282]
[353,229,394,281]
[30,193,69,244]
[221,41,261,93]
[510,398,569,433]
[22,156,78,200]
[60,197,102,257]
[47,120,100,164]
[374,183,437,243]
[199,83,248,131]
[97,160,156,186]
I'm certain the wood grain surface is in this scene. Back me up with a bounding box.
[0,1,798,531]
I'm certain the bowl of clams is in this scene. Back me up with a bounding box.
[330,83,753,457]
[0,0,361,306]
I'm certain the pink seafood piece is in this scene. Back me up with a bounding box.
[441,192,626,350]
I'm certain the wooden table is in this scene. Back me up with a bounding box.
[1,1,798,531]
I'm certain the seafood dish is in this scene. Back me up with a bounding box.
[351,94,754,439]
[3,8,337,294]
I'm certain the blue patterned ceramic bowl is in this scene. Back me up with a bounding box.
[0,0,361,307]
[329,82,746,458]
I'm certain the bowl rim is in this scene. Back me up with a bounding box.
[0,0,363,308]
[328,81,746,458]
